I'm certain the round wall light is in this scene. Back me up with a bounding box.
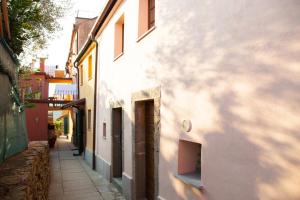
[182,120,192,132]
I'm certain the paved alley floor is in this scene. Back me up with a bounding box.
[49,136,125,200]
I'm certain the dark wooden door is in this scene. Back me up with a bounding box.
[64,116,69,135]
[145,101,155,200]
[135,100,155,200]
[135,102,146,199]
[76,109,84,154]
[112,108,123,178]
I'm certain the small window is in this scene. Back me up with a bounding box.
[148,0,155,29]
[80,65,83,86]
[176,140,203,189]
[88,109,92,130]
[88,55,92,80]
[138,0,155,37]
[114,15,124,58]
[103,122,106,138]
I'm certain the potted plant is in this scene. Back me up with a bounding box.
[48,134,57,148]
[48,124,57,148]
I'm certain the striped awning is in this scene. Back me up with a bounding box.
[54,84,77,95]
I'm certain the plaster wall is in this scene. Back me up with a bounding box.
[20,73,49,141]
[76,17,97,52]
[96,0,300,200]
[68,110,73,139]
[20,73,49,99]
[79,46,96,153]
[25,103,48,141]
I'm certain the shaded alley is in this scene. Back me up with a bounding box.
[49,137,125,200]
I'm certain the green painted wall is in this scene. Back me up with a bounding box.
[0,40,28,164]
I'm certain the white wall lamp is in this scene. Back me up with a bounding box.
[182,120,192,132]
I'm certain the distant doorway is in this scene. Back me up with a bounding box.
[112,107,123,181]
[75,109,84,154]
[135,100,155,200]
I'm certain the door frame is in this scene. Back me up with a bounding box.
[110,100,124,181]
[132,87,161,200]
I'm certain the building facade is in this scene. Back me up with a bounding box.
[76,41,97,167]
[66,16,97,147]
[19,58,75,141]
[66,17,97,83]
[75,0,300,200]
[20,69,49,141]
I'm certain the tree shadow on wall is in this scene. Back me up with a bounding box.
[146,1,300,200]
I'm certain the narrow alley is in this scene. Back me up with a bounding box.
[1,0,300,200]
[49,137,125,200]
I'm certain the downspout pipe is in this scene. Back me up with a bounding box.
[92,38,98,170]
[73,62,80,100]
[73,61,80,152]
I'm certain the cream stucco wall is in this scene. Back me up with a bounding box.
[79,45,96,152]
[95,0,300,200]
[68,110,73,139]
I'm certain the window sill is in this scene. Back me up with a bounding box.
[114,52,124,61]
[174,172,203,189]
[136,26,156,43]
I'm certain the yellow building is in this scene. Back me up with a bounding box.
[76,41,97,168]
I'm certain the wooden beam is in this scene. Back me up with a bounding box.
[26,99,72,104]
[0,7,3,37]
[48,107,73,111]
[1,0,11,40]
[47,77,73,84]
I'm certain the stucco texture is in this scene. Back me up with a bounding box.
[95,0,300,200]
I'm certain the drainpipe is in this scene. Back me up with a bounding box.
[92,38,98,170]
[73,61,80,151]
[73,62,80,99]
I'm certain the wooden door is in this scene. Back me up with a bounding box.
[135,101,146,199]
[135,100,155,200]
[76,109,84,154]
[145,101,155,200]
[112,108,123,178]
[63,116,69,135]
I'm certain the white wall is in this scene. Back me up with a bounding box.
[96,0,300,200]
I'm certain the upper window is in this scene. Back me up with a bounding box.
[148,0,155,29]
[114,15,124,58]
[88,55,92,80]
[138,0,155,38]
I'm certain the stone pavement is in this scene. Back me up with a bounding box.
[49,136,125,200]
